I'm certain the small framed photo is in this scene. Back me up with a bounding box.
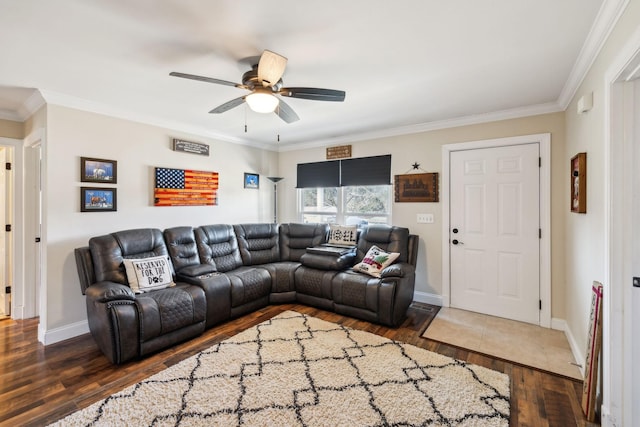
[81,157,117,183]
[244,173,259,189]
[81,187,117,212]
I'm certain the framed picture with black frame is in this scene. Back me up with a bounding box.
[80,157,117,183]
[80,187,117,212]
[244,173,259,189]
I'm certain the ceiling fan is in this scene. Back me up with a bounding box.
[170,50,346,123]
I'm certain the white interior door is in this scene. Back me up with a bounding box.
[631,78,640,425]
[449,143,540,324]
[25,143,42,317]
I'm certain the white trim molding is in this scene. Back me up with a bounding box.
[602,22,640,427]
[413,291,443,307]
[39,320,89,346]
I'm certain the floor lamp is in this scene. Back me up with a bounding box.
[267,177,283,223]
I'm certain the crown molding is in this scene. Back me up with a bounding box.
[0,109,23,121]
[277,101,563,152]
[557,0,630,108]
[21,90,46,118]
[0,90,45,122]
[37,89,277,151]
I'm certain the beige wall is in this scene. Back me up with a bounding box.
[278,112,567,318]
[0,118,24,139]
[563,0,640,402]
[42,105,278,332]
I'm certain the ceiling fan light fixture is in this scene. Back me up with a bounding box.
[246,91,279,113]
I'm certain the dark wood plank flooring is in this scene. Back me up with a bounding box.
[0,304,597,426]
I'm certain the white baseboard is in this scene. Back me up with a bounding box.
[39,320,89,345]
[413,291,443,306]
[551,317,585,378]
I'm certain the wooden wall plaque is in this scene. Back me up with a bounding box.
[326,145,352,159]
[571,152,587,213]
[394,173,439,202]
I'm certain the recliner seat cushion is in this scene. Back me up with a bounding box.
[136,284,206,341]
[331,270,379,312]
[226,267,272,307]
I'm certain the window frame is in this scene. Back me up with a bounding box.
[297,184,392,225]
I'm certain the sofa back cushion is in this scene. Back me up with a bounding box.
[89,228,169,284]
[234,223,280,265]
[164,226,200,272]
[355,225,410,264]
[195,224,243,272]
[280,223,329,261]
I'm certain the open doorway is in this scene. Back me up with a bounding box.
[0,145,11,317]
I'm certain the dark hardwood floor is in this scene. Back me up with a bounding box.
[0,304,597,426]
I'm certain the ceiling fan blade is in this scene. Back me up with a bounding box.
[279,87,346,102]
[209,96,246,114]
[274,98,300,123]
[257,50,287,87]
[170,71,244,88]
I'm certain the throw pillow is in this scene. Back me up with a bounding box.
[123,255,175,293]
[327,225,358,246]
[353,245,400,278]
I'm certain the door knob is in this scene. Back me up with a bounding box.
[452,239,464,245]
[452,228,459,234]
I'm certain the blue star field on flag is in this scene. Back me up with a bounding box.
[156,168,185,189]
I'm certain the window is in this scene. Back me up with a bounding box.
[299,185,392,225]
[296,155,392,225]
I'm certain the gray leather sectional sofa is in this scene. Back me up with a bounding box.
[75,223,418,364]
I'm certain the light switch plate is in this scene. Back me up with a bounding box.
[417,213,434,224]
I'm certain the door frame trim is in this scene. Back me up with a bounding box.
[0,137,23,319]
[441,133,551,327]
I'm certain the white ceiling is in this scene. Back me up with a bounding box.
[0,0,610,150]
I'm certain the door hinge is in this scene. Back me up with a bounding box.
[539,228,542,239]
[5,162,11,170]
[538,157,541,167]
[5,286,10,294]
[539,300,542,310]
[5,224,11,232]
[35,237,41,243]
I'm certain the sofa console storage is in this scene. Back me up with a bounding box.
[300,251,356,270]
[76,223,418,364]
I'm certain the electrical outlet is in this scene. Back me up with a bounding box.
[417,213,434,224]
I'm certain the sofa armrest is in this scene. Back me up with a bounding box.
[85,281,136,302]
[380,262,415,278]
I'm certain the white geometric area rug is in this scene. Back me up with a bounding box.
[50,311,510,427]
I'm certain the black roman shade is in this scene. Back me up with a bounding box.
[340,155,391,186]
[296,160,340,188]
[296,155,391,188]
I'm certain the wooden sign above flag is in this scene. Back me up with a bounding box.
[154,167,219,206]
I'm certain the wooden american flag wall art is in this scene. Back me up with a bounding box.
[154,167,219,206]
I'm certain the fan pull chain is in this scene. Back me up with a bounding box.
[244,105,248,133]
